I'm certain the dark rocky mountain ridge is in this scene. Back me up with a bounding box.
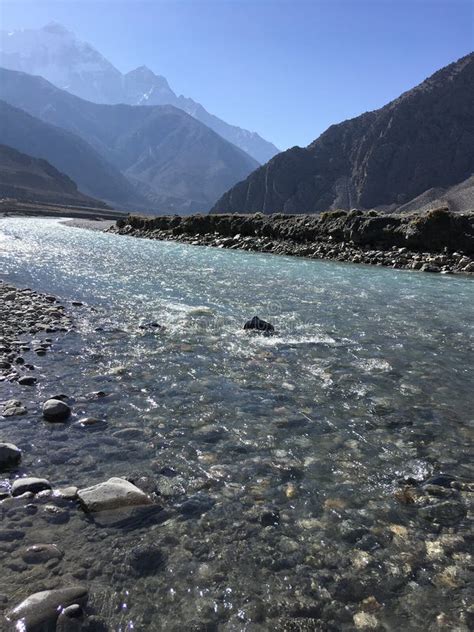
[0,68,259,213]
[0,143,107,207]
[0,23,279,164]
[212,53,474,215]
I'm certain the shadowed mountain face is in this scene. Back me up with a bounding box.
[0,68,259,213]
[212,53,474,215]
[0,100,143,208]
[0,143,107,207]
[0,23,279,164]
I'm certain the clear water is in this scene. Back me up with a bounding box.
[0,218,473,631]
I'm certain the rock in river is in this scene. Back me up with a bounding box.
[5,585,88,631]
[128,543,165,576]
[42,398,71,422]
[244,315,275,333]
[56,604,84,632]
[12,477,52,497]
[21,543,63,564]
[77,477,153,512]
[419,500,467,526]
[0,442,21,470]
[18,376,37,386]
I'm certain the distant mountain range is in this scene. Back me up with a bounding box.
[0,22,279,164]
[0,68,259,213]
[0,99,142,207]
[212,53,474,215]
[0,143,106,207]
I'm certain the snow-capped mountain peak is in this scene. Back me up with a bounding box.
[0,23,279,163]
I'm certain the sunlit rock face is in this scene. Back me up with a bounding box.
[212,53,474,214]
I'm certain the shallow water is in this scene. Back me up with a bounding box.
[0,218,473,631]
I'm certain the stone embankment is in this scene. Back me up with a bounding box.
[109,207,474,274]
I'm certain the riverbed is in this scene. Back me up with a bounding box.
[0,217,473,631]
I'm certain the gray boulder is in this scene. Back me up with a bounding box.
[0,442,21,470]
[77,477,152,512]
[42,399,71,422]
[21,544,63,564]
[12,477,52,497]
[5,585,88,631]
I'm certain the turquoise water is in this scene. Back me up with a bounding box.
[0,218,473,631]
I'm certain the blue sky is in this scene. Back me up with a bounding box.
[1,0,472,150]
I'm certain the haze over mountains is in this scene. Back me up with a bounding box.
[0,68,259,213]
[0,143,106,207]
[0,22,471,218]
[212,53,474,215]
[0,22,279,164]
[0,99,142,208]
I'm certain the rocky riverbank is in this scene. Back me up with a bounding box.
[109,208,474,274]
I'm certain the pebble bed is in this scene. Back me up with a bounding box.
[0,219,473,631]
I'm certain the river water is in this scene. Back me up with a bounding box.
[0,218,473,631]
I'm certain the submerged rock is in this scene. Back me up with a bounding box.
[21,543,63,564]
[128,543,165,576]
[5,585,88,631]
[77,477,153,512]
[42,398,71,422]
[56,604,84,632]
[260,508,280,527]
[0,442,22,470]
[243,316,275,333]
[73,417,107,431]
[419,500,467,526]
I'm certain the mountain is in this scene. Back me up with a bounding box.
[0,143,107,207]
[0,68,259,213]
[211,53,474,215]
[122,66,279,164]
[0,100,143,208]
[0,23,279,164]
[395,174,474,215]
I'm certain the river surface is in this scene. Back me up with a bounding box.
[0,218,473,631]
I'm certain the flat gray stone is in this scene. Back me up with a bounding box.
[2,405,27,417]
[53,486,78,500]
[0,442,21,470]
[12,477,52,497]
[77,477,152,512]
[6,585,88,631]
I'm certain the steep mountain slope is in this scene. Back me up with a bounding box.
[0,143,107,207]
[122,66,279,164]
[212,53,474,214]
[0,100,143,208]
[0,68,259,213]
[0,23,279,163]
[395,174,474,215]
